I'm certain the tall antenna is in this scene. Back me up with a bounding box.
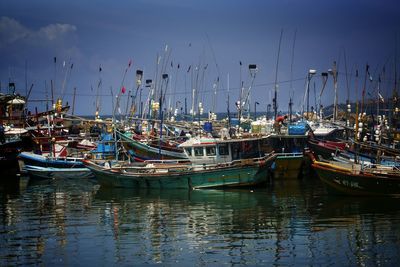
[273,29,284,120]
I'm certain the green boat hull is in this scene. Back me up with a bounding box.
[87,160,272,189]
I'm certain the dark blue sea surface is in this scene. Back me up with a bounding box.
[1,177,400,266]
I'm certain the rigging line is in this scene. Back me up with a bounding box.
[31,76,309,98]
[205,33,223,88]
[61,61,74,101]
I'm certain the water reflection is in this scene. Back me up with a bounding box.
[1,178,400,266]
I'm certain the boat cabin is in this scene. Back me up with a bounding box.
[0,87,26,127]
[179,136,268,165]
[310,123,345,141]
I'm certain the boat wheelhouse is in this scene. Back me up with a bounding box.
[179,135,270,165]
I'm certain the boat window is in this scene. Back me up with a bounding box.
[206,146,216,156]
[184,148,192,156]
[231,142,241,160]
[218,145,229,156]
[194,147,204,156]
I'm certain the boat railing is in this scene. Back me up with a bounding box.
[189,156,267,170]
[143,159,190,165]
[47,156,84,162]
[115,163,191,173]
[103,153,274,173]
[274,152,303,158]
[231,153,275,166]
[361,163,400,175]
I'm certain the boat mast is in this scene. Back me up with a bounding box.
[238,61,243,123]
[158,73,169,158]
[95,65,102,120]
[227,73,231,129]
[354,69,359,163]
[289,30,297,122]
[329,61,338,122]
[172,64,180,119]
[212,77,219,117]
[361,64,369,115]
[242,64,258,119]
[273,29,283,120]
[72,87,76,115]
[355,69,360,141]
[131,69,143,124]
[390,38,398,143]
[53,57,57,108]
[377,74,382,145]
[25,60,28,97]
[343,50,351,127]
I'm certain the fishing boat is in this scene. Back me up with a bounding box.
[18,151,93,180]
[23,165,93,179]
[83,135,276,189]
[0,85,26,127]
[0,88,34,177]
[117,129,187,160]
[312,157,400,196]
[266,121,309,179]
[308,122,345,141]
[18,151,87,168]
[271,152,304,179]
[307,138,347,159]
[17,130,116,180]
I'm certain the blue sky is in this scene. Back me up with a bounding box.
[1,0,399,116]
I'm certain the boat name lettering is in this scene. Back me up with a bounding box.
[335,177,361,189]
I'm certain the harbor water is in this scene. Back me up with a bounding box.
[1,176,400,266]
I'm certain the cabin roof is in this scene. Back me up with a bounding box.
[7,98,26,104]
[179,135,269,148]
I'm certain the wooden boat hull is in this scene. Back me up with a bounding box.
[313,161,400,197]
[84,157,274,189]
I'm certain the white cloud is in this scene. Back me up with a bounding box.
[0,16,29,46]
[38,23,77,41]
[0,16,77,48]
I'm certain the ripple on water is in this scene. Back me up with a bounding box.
[2,181,400,265]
